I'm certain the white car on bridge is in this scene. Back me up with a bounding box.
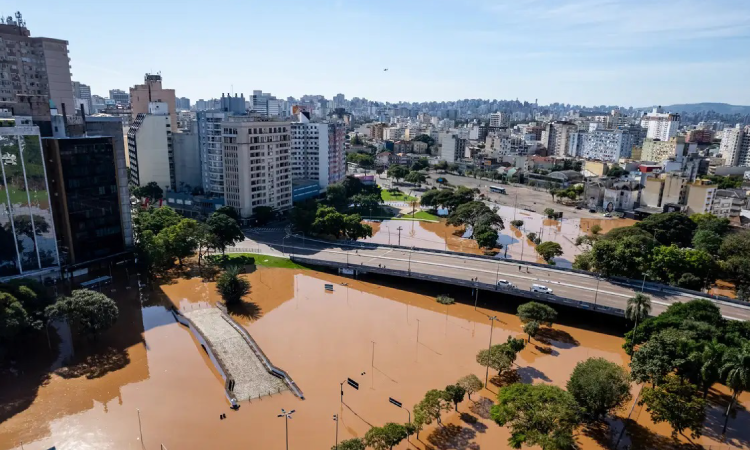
[496,279,516,289]
[531,284,553,295]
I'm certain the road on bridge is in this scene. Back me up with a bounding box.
[237,232,750,322]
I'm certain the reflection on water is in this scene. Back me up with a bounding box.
[2,268,747,450]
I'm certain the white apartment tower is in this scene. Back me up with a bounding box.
[222,118,293,218]
[127,102,174,191]
[544,122,577,157]
[640,108,680,141]
[197,111,227,195]
[290,112,345,190]
[489,112,510,128]
[719,125,744,166]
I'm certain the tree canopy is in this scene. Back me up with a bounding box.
[216,266,251,305]
[535,241,563,264]
[567,358,631,422]
[639,374,706,439]
[635,212,696,247]
[45,289,119,338]
[491,383,580,450]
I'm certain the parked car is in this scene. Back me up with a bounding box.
[497,279,516,289]
[603,213,612,217]
[530,284,553,294]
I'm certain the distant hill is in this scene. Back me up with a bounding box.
[640,103,750,115]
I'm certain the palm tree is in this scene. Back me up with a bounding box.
[720,342,750,434]
[697,340,727,398]
[625,293,651,349]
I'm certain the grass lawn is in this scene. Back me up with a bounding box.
[219,253,308,270]
[401,210,440,221]
[381,190,416,202]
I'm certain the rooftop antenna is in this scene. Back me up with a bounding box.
[15,11,24,28]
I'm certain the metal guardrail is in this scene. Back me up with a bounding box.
[290,256,626,317]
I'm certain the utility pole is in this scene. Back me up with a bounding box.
[396,226,403,246]
[593,278,601,309]
[485,316,498,385]
[333,414,339,450]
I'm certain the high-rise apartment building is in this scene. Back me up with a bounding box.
[109,89,130,106]
[0,115,60,279]
[130,74,177,130]
[576,129,635,162]
[640,108,680,141]
[176,97,191,110]
[251,91,283,117]
[439,132,467,163]
[489,112,510,128]
[0,15,74,123]
[222,118,292,218]
[290,112,345,190]
[43,136,133,266]
[197,111,227,195]
[127,102,174,191]
[719,125,744,166]
[172,120,202,190]
[543,121,577,157]
[641,137,689,163]
[72,81,91,114]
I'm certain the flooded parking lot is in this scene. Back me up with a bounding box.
[1,267,747,449]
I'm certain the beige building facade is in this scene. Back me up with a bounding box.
[685,181,717,215]
[222,118,292,218]
[130,74,177,130]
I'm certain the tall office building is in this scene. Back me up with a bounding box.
[130,74,177,130]
[176,97,191,110]
[0,14,74,123]
[640,108,680,141]
[109,89,130,106]
[290,112,345,190]
[222,118,292,218]
[0,115,60,279]
[127,102,174,191]
[43,136,133,266]
[197,111,227,195]
[251,91,282,117]
[72,81,92,114]
[173,120,202,190]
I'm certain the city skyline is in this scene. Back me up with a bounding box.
[7,0,750,107]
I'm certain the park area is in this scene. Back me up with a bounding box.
[1,264,748,450]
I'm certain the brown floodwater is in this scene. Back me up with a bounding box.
[1,268,747,450]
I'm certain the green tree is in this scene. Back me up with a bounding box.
[387,164,409,182]
[567,358,631,422]
[477,337,525,374]
[134,206,182,237]
[350,134,363,145]
[692,340,727,398]
[404,170,426,185]
[523,321,541,342]
[491,383,580,450]
[290,199,318,233]
[343,214,373,240]
[216,266,250,305]
[447,201,503,230]
[444,384,466,410]
[414,389,451,428]
[45,289,119,339]
[214,205,240,222]
[605,165,627,178]
[411,157,429,171]
[510,219,524,228]
[691,213,730,236]
[630,329,692,385]
[543,208,555,218]
[474,226,499,249]
[518,301,557,326]
[625,293,651,349]
[433,160,448,171]
[692,229,722,255]
[419,189,441,209]
[364,423,408,450]
[457,374,483,400]
[326,183,349,212]
[207,212,244,255]
[590,224,602,235]
[0,292,31,342]
[720,341,750,434]
[412,134,435,149]
[132,181,164,201]
[639,374,706,439]
[635,212,697,247]
[535,241,563,264]
[253,206,275,225]
[333,438,365,450]
[160,219,200,266]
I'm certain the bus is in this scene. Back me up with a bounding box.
[489,186,507,194]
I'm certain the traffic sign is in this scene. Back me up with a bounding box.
[347,378,359,390]
[388,397,402,408]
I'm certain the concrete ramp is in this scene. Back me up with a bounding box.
[184,308,287,401]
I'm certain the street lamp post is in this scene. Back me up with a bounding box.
[396,226,403,246]
[333,414,339,450]
[408,250,412,274]
[277,409,295,450]
[485,316,498,386]
[593,278,601,310]
[473,287,479,310]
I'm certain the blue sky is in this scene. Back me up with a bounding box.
[8,0,750,106]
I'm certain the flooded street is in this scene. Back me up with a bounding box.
[362,206,636,267]
[1,268,747,449]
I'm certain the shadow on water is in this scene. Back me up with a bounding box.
[535,327,580,348]
[54,346,130,380]
[349,272,630,339]
[516,366,552,383]
[226,300,263,321]
[468,397,494,420]
[426,423,480,450]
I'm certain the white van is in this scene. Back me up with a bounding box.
[531,284,553,294]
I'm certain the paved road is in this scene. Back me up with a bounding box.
[237,232,750,321]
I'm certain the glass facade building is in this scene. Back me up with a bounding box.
[43,136,130,266]
[0,118,60,278]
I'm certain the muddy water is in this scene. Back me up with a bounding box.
[361,207,637,268]
[2,268,747,450]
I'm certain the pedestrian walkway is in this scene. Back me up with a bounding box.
[184,308,287,401]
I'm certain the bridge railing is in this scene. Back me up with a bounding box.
[290,255,626,317]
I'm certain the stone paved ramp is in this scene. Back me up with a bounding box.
[184,308,286,401]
